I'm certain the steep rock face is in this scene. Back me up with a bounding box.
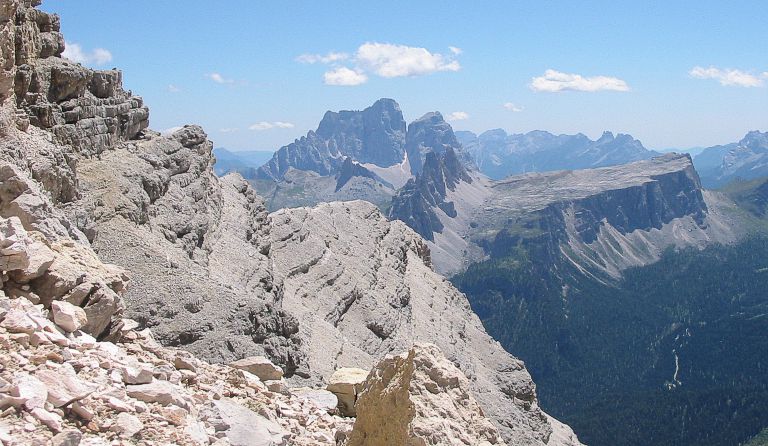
[348,343,507,446]
[267,200,581,445]
[694,130,768,188]
[74,127,305,373]
[11,1,148,155]
[389,148,472,241]
[405,111,463,176]
[257,98,406,181]
[460,129,657,180]
[335,156,393,192]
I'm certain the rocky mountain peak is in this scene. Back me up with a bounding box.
[389,147,473,241]
[405,111,462,176]
[597,130,615,142]
[258,98,406,181]
[739,130,768,151]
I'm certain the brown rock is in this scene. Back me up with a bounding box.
[326,367,368,417]
[229,356,283,382]
[347,343,507,446]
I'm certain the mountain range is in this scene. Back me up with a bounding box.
[693,131,768,188]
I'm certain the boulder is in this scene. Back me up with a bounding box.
[126,380,190,409]
[51,300,87,332]
[110,412,143,438]
[326,367,368,417]
[291,388,338,413]
[347,343,507,446]
[211,398,288,446]
[51,430,83,446]
[119,363,154,385]
[229,356,283,382]
[10,374,47,410]
[35,367,95,407]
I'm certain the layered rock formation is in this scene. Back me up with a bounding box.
[0,2,584,445]
[457,129,657,180]
[391,152,741,277]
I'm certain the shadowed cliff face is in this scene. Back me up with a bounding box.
[257,98,406,181]
[389,148,471,241]
[405,111,463,176]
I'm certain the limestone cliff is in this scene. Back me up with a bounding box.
[391,152,741,278]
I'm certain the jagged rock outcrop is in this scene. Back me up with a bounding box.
[390,148,472,241]
[1,162,127,340]
[257,98,406,181]
[10,1,148,154]
[334,156,393,192]
[405,111,463,176]
[694,130,768,188]
[457,129,657,180]
[347,343,507,446]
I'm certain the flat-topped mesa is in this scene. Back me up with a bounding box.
[6,0,148,154]
[257,98,406,181]
[391,153,726,277]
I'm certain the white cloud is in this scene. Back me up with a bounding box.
[356,42,461,78]
[62,42,113,66]
[296,52,349,64]
[206,72,234,84]
[219,128,238,133]
[249,121,295,131]
[168,84,181,93]
[447,111,469,121]
[530,69,630,92]
[323,67,368,86]
[449,46,463,55]
[689,66,765,88]
[503,102,524,112]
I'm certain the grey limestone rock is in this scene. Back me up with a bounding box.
[257,98,406,181]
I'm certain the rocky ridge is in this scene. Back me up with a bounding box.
[0,1,582,445]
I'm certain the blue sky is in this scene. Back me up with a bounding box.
[43,0,767,152]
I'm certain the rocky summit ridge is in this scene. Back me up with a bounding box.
[0,1,582,445]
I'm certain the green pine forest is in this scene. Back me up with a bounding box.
[453,233,768,446]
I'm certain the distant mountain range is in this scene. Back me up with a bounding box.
[457,129,659,180]
[213,148,274,177]
[238,98,666,212]
[693,131,768,188]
